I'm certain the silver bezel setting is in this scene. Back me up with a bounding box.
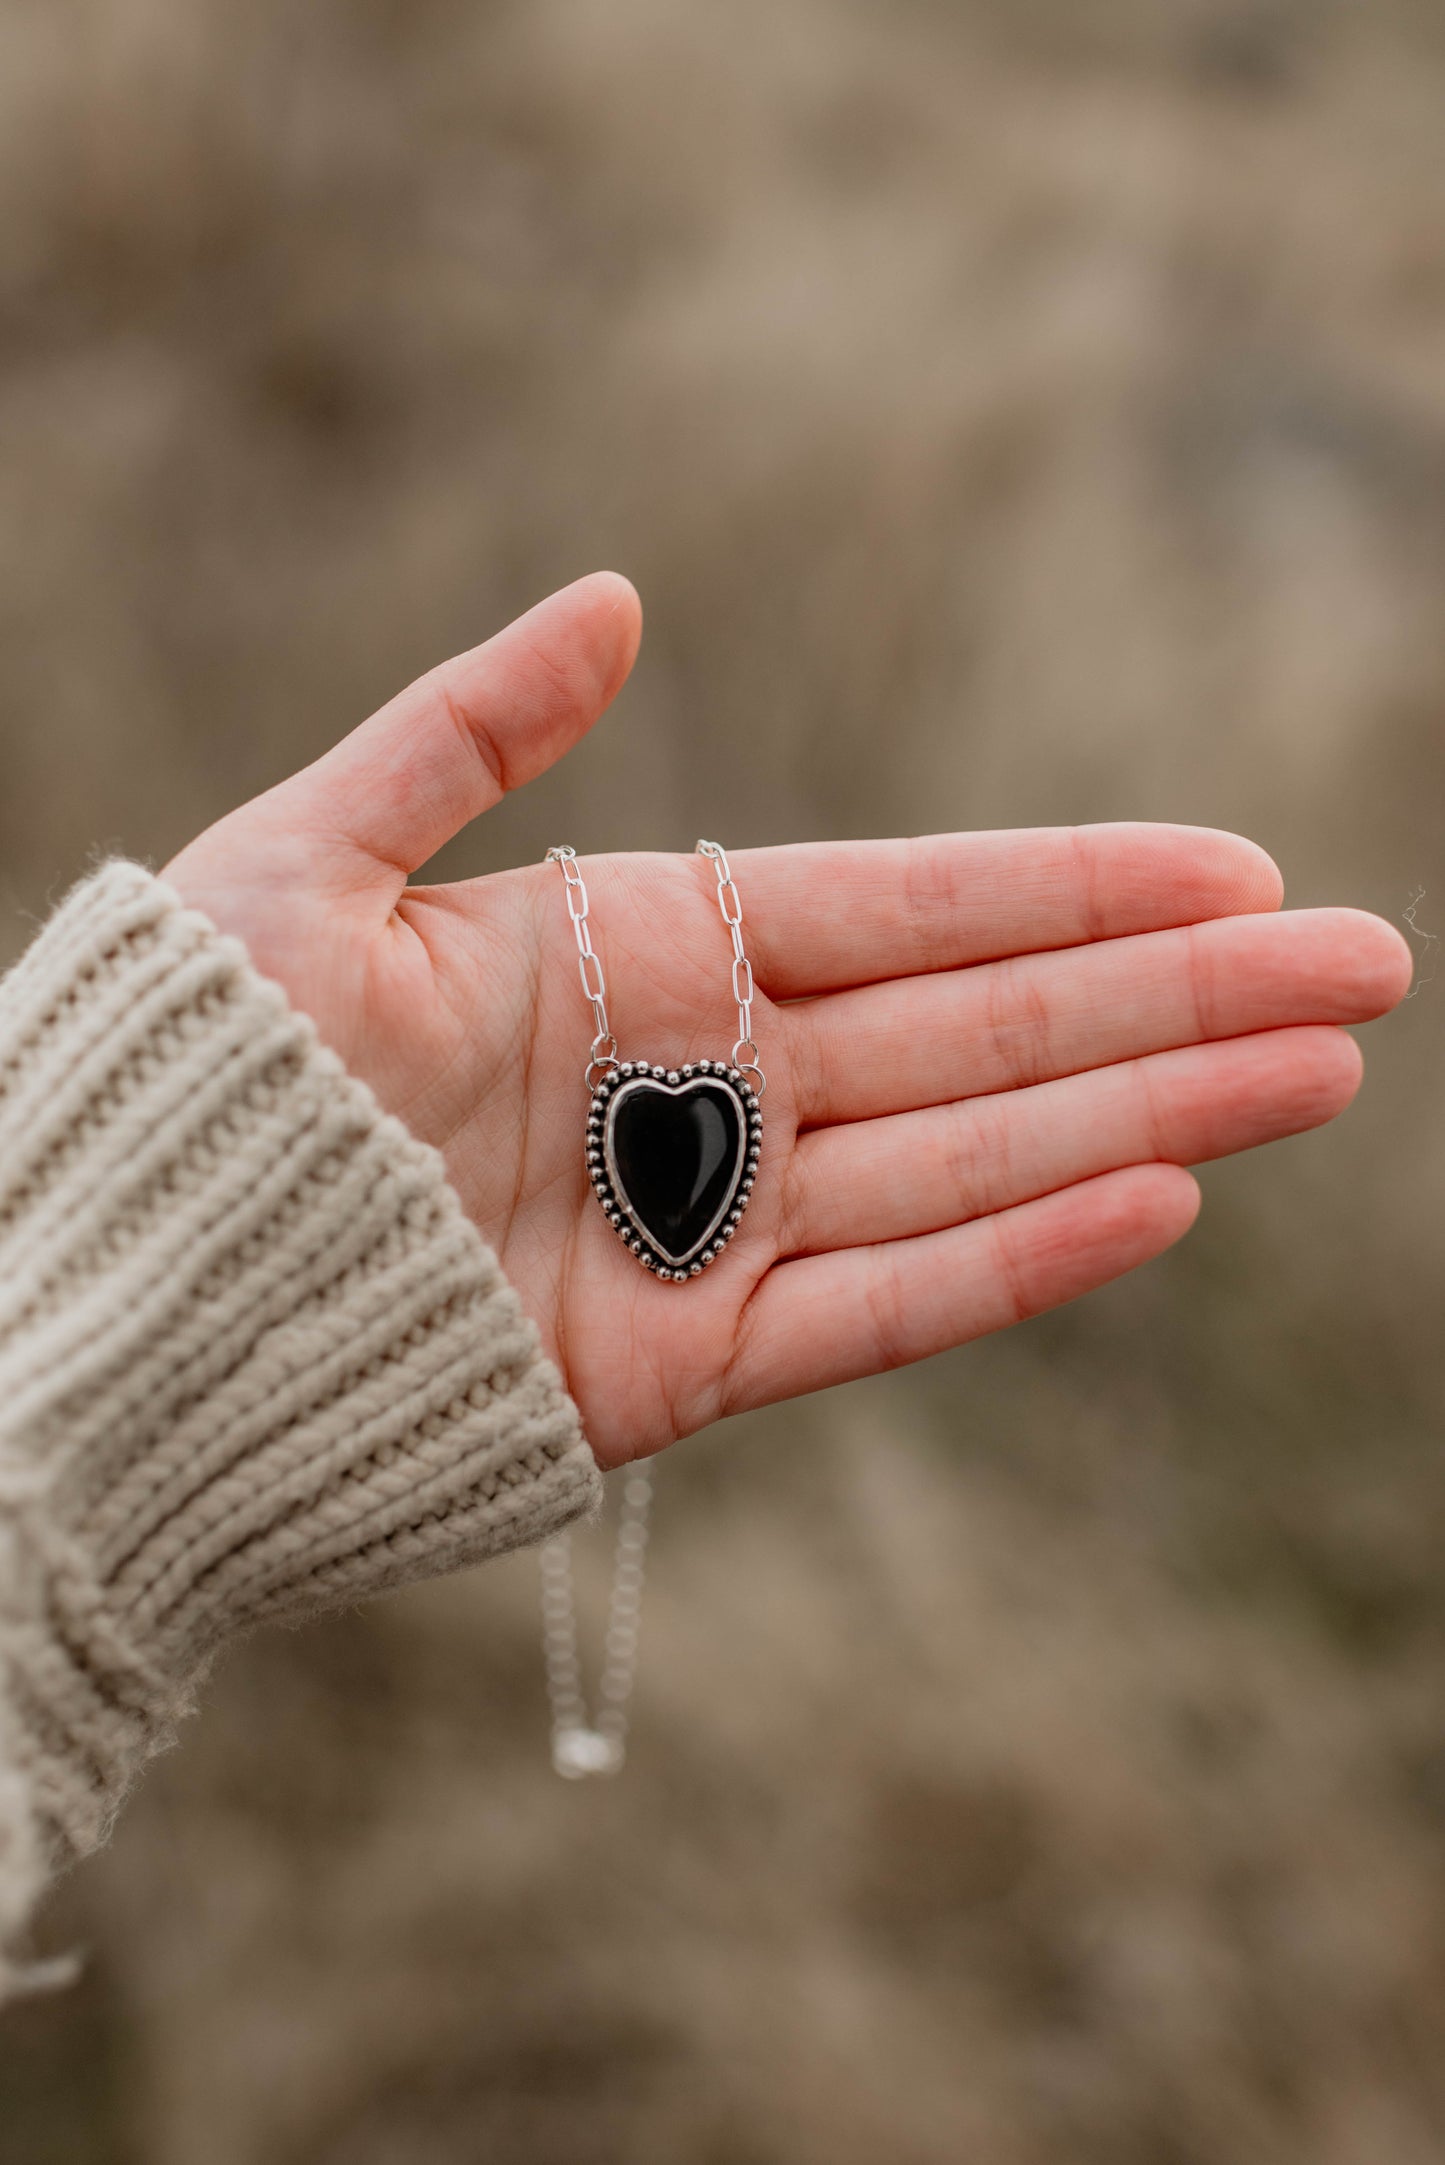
[586,1060,762,1281]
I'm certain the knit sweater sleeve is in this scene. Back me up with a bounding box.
[0,861,601,1992]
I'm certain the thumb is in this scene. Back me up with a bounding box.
[286,571,642,881]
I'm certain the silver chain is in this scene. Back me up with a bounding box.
[696,839,766,1094]
[539,1464,653,1778]
[541,842,643,1776]
[544,844,619,1088]
[545,840,766,1093]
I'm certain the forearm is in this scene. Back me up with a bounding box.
[0,861,598,1992]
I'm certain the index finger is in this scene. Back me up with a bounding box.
[731,824,1281,999]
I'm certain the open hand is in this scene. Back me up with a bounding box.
[165,574,1413,1466]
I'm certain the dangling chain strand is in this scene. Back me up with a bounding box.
[539,1464,653,1779]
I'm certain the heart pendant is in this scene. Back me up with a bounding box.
[585,1060,762,1281]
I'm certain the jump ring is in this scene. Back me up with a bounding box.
[731,1041,764,1097]
[585,1047,620,1090]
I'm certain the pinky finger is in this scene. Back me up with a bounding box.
[726,1163,1201,1413]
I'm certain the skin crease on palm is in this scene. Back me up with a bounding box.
[163,571,1415,1469]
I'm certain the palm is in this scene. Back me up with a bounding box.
[395,863,786,1456]
[166,576,1411,1467]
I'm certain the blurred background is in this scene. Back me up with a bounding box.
[3,1,1445,2158]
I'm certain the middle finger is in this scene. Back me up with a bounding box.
[785,907,1408,1124]
[780,1026,1360,1258]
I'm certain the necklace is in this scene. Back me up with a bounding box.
[537,841,765,1777]
[547,839,765,1278]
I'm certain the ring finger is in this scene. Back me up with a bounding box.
[779,1024,1362,1258]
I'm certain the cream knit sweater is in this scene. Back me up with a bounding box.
[0,862,601,1995]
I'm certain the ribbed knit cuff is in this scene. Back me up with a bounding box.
[0,861,600,1987]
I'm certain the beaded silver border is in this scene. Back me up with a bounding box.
[585,1060,762,1281]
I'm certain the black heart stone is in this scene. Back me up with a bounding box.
[606,1077,746,1265]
